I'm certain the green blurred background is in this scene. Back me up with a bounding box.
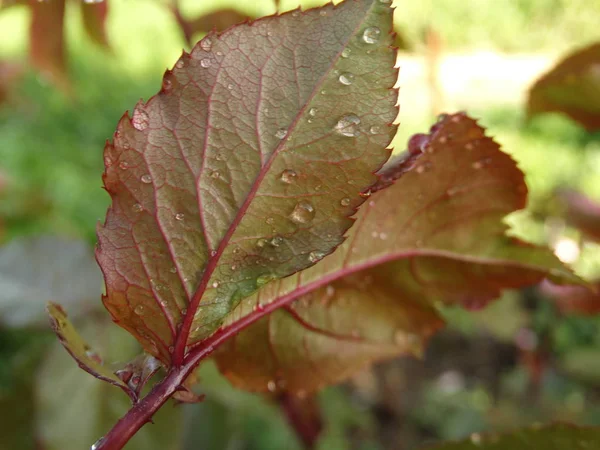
[1,0,600,449]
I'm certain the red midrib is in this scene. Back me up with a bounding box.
[172,4,377,365]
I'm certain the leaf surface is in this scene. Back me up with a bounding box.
[47,302,136,401]
[97,0,398,364]
[422,424,600,450]
[527,42,600,131]
[0,236,102,328]
[213,113,578,394]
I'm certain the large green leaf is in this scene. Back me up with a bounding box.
[421,424,600,449]
[213,113,578,394]
[96,0,398,365]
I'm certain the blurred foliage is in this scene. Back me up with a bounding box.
[1,0,600,449]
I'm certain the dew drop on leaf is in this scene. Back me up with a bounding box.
[266,217,275,225]
[256,238,268,248]
[141,174,152,184]
[169,266,177,273]
[132,203,143,213]
[334,114,361,137]
[175,213,185,221]
[175,60,184,69]
[119,161,129,170]
[200,38,212,51]
[256,273,275,287]
[211,170,220,179]
[308,251,325,263]
[132,107,149,131]
[309,107,318,117]
[104,156,113,167]
[275,129,287,139]
[341,48,351,58]
[280,169,297,184]
[212,281,220,288]
[338,72,354,85]
[270,236,283,247]
[289,201,316,224]
[416,161,432,173]
[340,197,351,206]
[200,58,212,68]
[369,125,381,134]
[134,305,144,315]
[362,27,381,44]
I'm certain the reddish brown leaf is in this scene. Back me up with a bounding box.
[213,113,579,394]
[97,0,398,366]
[29,0,69,90]
[557,189,600,243]
[527,42,600,131]
[81,0,110,48]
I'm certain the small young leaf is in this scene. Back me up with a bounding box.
[0,236,102,328]
[47,303,137,402]
[81,0,110,48]
[97,0,398,365]
[213,113,579,393]
[38,316,182,450]
[527,42,600,131]
[422,424,600,449]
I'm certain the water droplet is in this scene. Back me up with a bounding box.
[257,238,268,248]
[227,84,234,90]
[267,380,277,392]
[230,264,237,271]
[132,203,143,213]
[334,114,361,137]
[275,128,287,139]
[169,346,175,352]
[141,174,152,184]
[181,308,187,315]
[200,38,212,51]
[257,273,275,286]
[212,281,219,288]
[211,170,220,179]
[341,48,352,58]
[104,156,113,167]
[91,437,105,450]
[119,161,129,170]
[308,251,325,263]
[200,58,211,68]
[370,125,381,134]
[132,107,149,131]
[289,201,315,224]
[210,250,217,257]
[319,10,327,16]
[162,78,172,91]
[271,236,284,247]
[266,217,275,225]
[416,161,432,174]
[320,89,327,95]
[134,305,144,315]
[362,27,381,44]
[169,266,177,274]
[470,433,482,445]
[309,107,318,117]
[280,169,297,184]
[175,60,184,69]
[338,72,354,85]
[360,190,371,198]
[216,51,223,56]
[340,197,351,206]
[175,213,185,221]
